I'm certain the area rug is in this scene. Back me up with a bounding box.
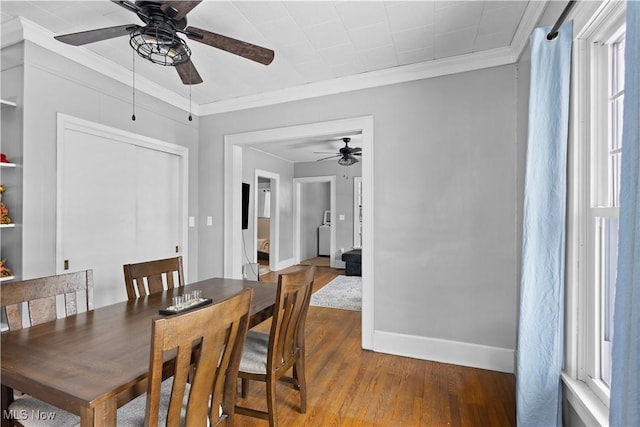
[310,275,361,311]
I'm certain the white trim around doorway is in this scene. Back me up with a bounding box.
[223,115,374,350]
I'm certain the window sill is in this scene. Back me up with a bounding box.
[561,372,609,426]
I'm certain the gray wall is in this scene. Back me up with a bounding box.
[199,63,524,354]
[299,181,329,261]
[5,41,199,283]
[4,33,526,366]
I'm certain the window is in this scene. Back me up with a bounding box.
[566,1,626,417]
[589,25,624,398]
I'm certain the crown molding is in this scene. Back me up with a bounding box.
[511,0,549,61]
[199,45,517,115]
[2,17,197,115]
[199,0,547,116]
[3,1,547,117]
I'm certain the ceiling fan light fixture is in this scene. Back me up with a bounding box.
[129,27,190,66]
[338,155,358,166]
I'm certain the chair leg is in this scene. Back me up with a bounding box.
[266,376,278,427]
[241,378,249,399]
[294,356,307,413]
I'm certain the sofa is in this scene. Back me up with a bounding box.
[341,248,361,276]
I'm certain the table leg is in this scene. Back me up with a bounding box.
[80,398,116,427]
[1,385,14,427]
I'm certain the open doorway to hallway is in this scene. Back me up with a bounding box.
[224,116,374,349]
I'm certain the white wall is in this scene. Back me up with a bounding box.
[199,63,525,369]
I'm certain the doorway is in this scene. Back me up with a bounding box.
[223,116,374,350]
[254,169,279,276]
[293,176,336,268]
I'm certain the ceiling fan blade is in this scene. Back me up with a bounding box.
[175,59,203,85]
[353,152,362,156]
[185,26,274,65]
[317,154,341,161]
[351,147,362,153]
[161,1,202,21]
[54,24,140,46]
[111,0,145,15]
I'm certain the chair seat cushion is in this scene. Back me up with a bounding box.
[8,396,80,427]
[117,378,187,426]
[239,330,270,374]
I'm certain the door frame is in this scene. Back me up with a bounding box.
[223,115,374,350]
[56,113,189,277]
[254,169,280,272]
[293,176,336,267]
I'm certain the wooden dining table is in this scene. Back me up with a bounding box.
[1,277,277,427]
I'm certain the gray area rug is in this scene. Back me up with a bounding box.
[310,275,362,311]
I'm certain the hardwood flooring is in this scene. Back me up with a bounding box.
[240,265,516,426]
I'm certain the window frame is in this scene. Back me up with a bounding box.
[564,0,626,424]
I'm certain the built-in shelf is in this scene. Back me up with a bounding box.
[0,162,17,168]
[0,223,16,228]
[0,276,15,282]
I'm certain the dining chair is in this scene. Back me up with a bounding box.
[5,289,253,427]
[1,270,95,427]
[1,269,94,331]
[123,256,184,300]
[235,265,316,427]
[117,288,253,426]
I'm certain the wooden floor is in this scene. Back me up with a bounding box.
[240,265,516,426]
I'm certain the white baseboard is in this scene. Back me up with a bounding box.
[374,330,515,373]
[275,257,295,271]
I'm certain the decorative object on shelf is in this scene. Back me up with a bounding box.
[0,185,12,224]
[1,153,9,163]
[1,258,13,278]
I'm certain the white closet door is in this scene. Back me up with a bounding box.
[134,146,180,262]
[60,129,181,307]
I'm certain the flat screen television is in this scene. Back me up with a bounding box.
[242,183,250,230]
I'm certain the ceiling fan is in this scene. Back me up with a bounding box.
[315,137,362,166]
[53,0,275,85]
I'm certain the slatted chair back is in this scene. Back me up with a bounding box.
[1,270,95,331]
[123,256,184,300]
[145,289,252,426]
[236,265,315,426]
[269,266,315,377]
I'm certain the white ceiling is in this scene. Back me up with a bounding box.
[0,0,543,162]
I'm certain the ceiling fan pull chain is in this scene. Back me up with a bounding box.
[188,68,193,121]
[131,49,136,121]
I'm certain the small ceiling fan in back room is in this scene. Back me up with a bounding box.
[53,0,275,85]
[315,138,362,166]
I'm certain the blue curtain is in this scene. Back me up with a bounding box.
[610,2,640,425]
[517,21,572,427]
